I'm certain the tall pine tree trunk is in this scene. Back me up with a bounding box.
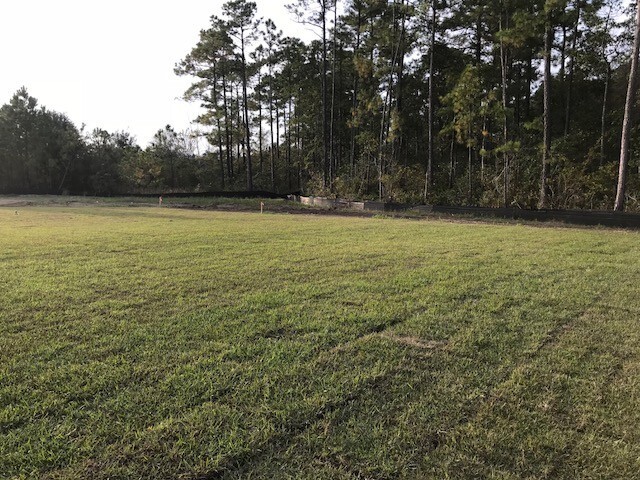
[539,17,553,209]
[287,96,293,190]
[269,75,276,190]
[526,54,533,120]
[276,101,281,174]
[449,130,456,189]
[468,124,473,205]
[349,4,362,177]
[236,84,242,171]
[394,2,406,167]
[500,8,509,207]
[240,32,253,191]
[258,72,264,176]
[565,1,581,136]
[213,66,225,189]
[222,73,233,179]
[329,0,337,187]
[614,0,640,211]
[600,8,613,168]
[425,1,436,200]
[601,64,610,167]
[321,1,329,189]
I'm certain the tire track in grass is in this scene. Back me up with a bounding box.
[209,281,599,479]
[214,308,579,479]
[548,302,640,479]
[45,312,425,480]
[214,341,444,480]
[423,300,618,479]
[194,369,402,480]
[191,314,432,479]
[543,356,631,479]
[528,319,634,480]
[25,288,423,479]
[461,313,590,464]
[520,297,631,478]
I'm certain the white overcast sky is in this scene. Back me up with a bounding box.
[0,0,312,146]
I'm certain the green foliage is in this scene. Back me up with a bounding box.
[442,66,485,147]
[2,0,640,208]
[0,88,84,194]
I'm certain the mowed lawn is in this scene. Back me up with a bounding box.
[1,206,639,480]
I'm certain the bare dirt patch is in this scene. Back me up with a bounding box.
[0,197,29,207]
[379,332,449,350]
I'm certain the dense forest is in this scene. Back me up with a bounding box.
[2,0,640,211]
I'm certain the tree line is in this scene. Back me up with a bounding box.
[2,0,640,211]
[176,0,640,210]
[0,88,211,195]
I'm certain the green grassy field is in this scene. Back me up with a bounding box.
[1,206,639,479]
